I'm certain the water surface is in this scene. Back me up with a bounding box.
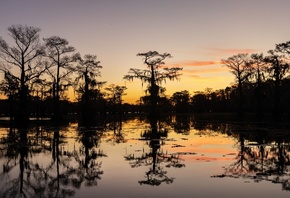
[0,115,290,198]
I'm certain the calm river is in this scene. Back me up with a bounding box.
[0,114,290,198]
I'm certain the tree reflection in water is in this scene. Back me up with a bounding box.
[75,124,107,186]
[106,115,127,145]
[211,123,290,191]
[0,126,39,198]
[0,122,106,198]
[2,115,290,196]
[124,116,185,186]
[171,115,191,135]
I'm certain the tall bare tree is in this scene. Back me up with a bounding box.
[43,36,79,122]
[0,25,45,123]
[74,54,105,123]
[74,54,103,100]
[221,53,251,115]
[124,51,182,117]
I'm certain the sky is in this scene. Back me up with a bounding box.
[1,0,290,103]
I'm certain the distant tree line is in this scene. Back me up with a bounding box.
[1,24,290,124]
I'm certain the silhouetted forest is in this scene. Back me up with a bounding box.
[1,25,290,124]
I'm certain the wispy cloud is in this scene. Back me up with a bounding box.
[167,60,221,68]
[182,66,230,75]
[163,47,259,69]
[208,48,259,56]
[187,74,201,78]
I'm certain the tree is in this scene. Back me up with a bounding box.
[43,36,79,122]
[29,78,51,119]
[273,41,290,114]
[0,72,19,119]
[170,90,190,113]
[191,91,208,113]
[247,53,267,116]
[0,25,45,123]
[105,84,127,114]
[275,40,290,55]
[124,51,182,117]
[74,54,104,123]
[221,53,251,115]
[264,50,289,115]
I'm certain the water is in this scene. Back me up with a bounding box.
[0,115,290,198]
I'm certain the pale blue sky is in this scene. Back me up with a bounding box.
[1,0,290,103]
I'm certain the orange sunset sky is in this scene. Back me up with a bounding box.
[1,0,290,104]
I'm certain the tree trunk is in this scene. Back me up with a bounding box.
[238,77,244,116]
[16,60,29,124]
[52,54,63,122]
[149,65,159,118]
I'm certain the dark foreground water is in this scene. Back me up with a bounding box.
[0,114,290,198]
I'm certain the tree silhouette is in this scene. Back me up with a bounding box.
[264,50,289,115]
[43,36,79,122]
[124,51,182,117]
[191,91,208,113]
[170,90,191,113]
[0,72,19,119]
[247,53,267,116]
[105,84,127,114]
[74,54,104,123]
[29,78,51,119]
[276,41,290,55]
[0,25,45,123]
[221,53,251,115]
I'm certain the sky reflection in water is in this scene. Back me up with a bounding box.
[0,115,290,198]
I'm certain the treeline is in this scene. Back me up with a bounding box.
[1,73,290,119]
[0,25,127,124]
[1,24,290,123]
[137,42,290,117]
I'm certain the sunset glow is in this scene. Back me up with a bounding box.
[1,1,290,104]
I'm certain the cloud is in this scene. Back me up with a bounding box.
[162,47,259,69]
[208,48,259,55]
[182,66,230,75]
[187,74,201,78]
[163,47,259,69]
[167,60,221,67]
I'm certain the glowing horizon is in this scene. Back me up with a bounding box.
[1,0,290,104]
